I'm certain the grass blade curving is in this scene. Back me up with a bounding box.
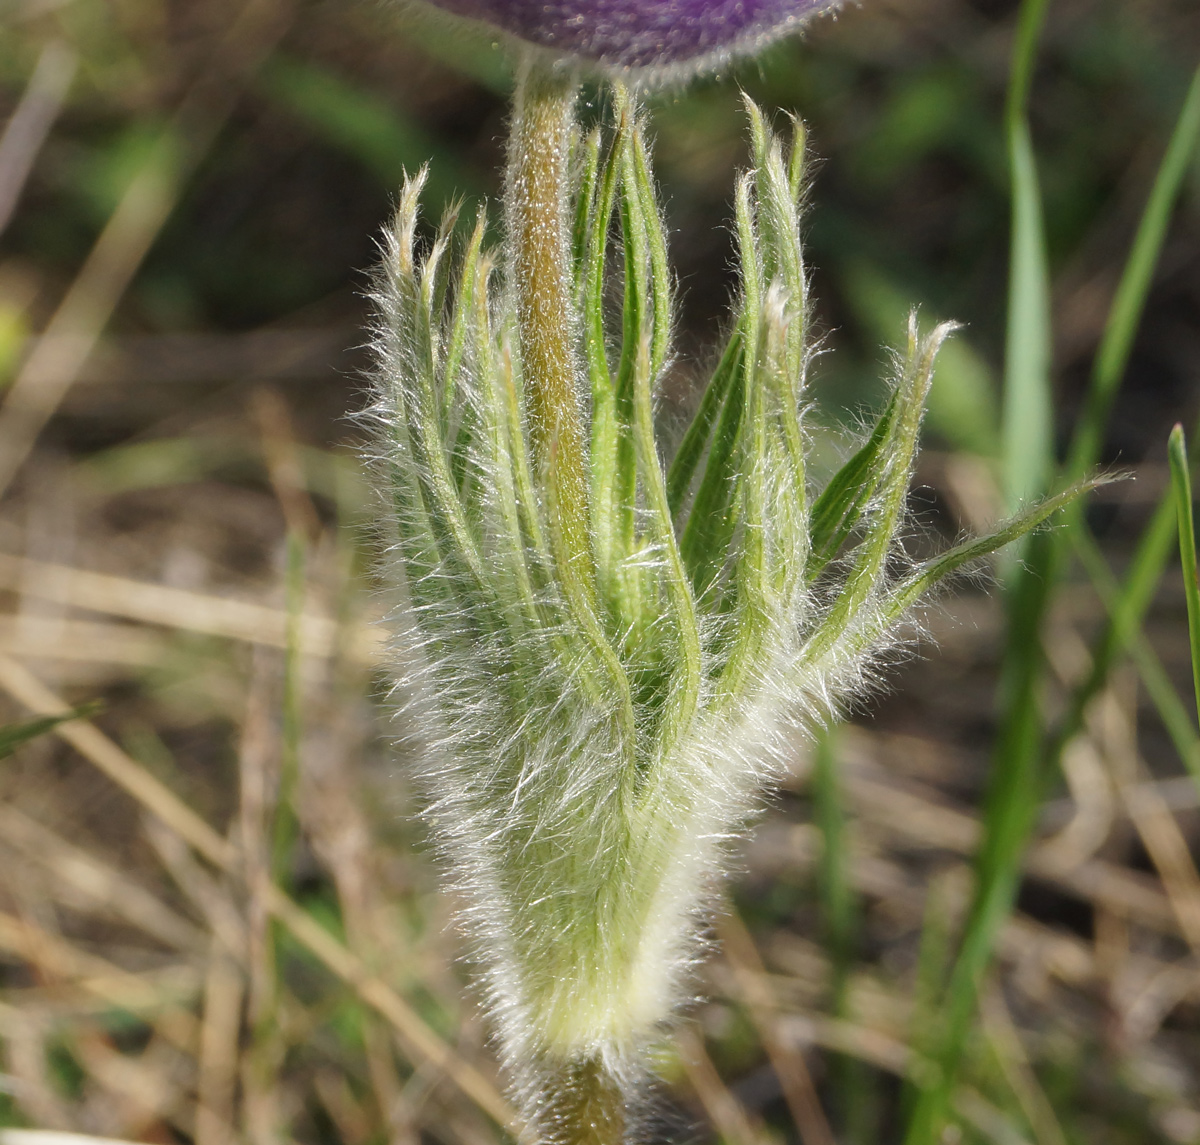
[1170,424,1200,731]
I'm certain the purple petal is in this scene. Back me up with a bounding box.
[420,0,840,72]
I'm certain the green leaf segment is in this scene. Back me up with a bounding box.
[368,72,1096,1145]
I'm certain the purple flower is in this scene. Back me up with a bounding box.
[418,0,841,75]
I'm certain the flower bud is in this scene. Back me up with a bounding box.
[368,93,1096,1141]
[415,0,842,78]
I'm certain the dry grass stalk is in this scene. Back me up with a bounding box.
[0,618,163,667]
[0,805,203,953]
[0,40,77,239]
[771,1011,1037,1145]
[298,692,418,1145]
[0,1133,147,1145]
[140,817,248,967]
[2,1015,74,1132]
[675,1026,764,1145]
[717,910,837,1145]
[0,554,382,663]
[839,762,1180,936]
[253,387,324,546]
[979,988,1068,1145]
[0,651,520,1134]
[1098,684,1200,954]
[0,910,200,1056]
[68,1024,190,1138]
[0,0,296,499]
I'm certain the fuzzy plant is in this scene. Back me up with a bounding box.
[367,5,1101,1143]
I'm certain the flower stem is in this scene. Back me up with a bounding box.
[539,1057,625,1145]
[508,63,594,591]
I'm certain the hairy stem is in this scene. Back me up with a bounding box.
[508,64,593,590]
[538,1057,625,1145]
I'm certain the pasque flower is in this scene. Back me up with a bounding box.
[416,0,842,77]
[371,9,1098,1145]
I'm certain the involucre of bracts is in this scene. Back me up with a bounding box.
[410,0,842,80]
[366,92,1099,1138]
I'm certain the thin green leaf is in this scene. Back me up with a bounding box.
[816,721,877,1142]
[585,123,624,581]
[572,127,602,277]
[0,702,102,760]
[1049,474,1179,769]
[844,477,1108,670]
[1075,527,1200,783]
[814,724,855,1003]
[744,98,805,382]
[720,267,773,702]
[1001,119,1052,511]
[801,319,953,672]
[786,115,807,209]
[666,327,743,518]
[806,389,899,582]
[679,175,760,598]
[630,334,702,754]
[1170,424,1200,731]
[630,125,672,384]
[1067,67,1200,480]
[751,116,808,503]
[611,127,649,577]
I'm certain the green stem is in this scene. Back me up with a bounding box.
[538,1058,625,1145]
[508,64,593,592]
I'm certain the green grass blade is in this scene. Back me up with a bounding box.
[1048,471,1180,771]
[1001,118,1052,511]
[901,23,1200,1145]
[904,2,1052,1134]
[1074,527,1200,783]
[902,874,956,1125]
[814,724,855,1010]
[1067,68,1200,480]
[272,530,306,886]
[813,725,876,1142]
[999,0,1054,510]
[1004,0,1051,125]
[912,75,1200,1141]
[0,703,102,760]
[1170,424,1200,730]
[903,534,1058,1145]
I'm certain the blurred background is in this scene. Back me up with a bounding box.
[0,0,1198,1143]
